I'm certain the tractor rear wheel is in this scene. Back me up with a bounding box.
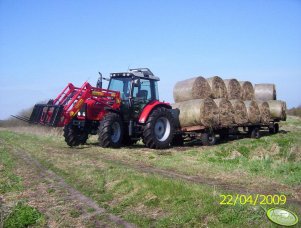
[64,123,88,147]
[98,113,123,148]
[143,107,175,149]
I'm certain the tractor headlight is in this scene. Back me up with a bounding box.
[82,112,86,117]
[77,111,81,116]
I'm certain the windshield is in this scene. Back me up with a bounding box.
[108,77,131,100]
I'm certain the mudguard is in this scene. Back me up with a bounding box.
[138,100,172,124]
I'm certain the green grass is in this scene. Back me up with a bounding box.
[37,159,271,227]
[0,144,46,228]
[3,201,45,228]
[0,116,300,226]
[0,145,23,193]
[0,131,272,227]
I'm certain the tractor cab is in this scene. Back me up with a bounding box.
[108,68,160,120]
[108,68,159,100]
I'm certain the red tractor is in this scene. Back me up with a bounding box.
[26,68,175,149]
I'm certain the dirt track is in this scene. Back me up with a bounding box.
[3,139,135,228]
[92,151,301,208]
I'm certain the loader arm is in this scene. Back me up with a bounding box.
[29,82,121,127]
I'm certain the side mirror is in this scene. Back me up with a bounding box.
[133,79,140,87]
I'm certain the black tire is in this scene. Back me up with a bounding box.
[143,107,175,149]
[219,129,229,141]
[122,132,138,146]
[269,125,275,134]
[250,127,260,139]
[98,113,123,148]
[201,131,216,146]
[171,134,184,146]
[64,123,88,147]
[269,123,279,134]
[274,123,279,133]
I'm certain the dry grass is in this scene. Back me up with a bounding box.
[1,126,63,137]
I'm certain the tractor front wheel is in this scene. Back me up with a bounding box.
[98,113,123,148]
[143,107,175,149]
[64,123,88,147]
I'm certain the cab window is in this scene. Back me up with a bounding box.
[108,77,131,100]
[133,79,158,101]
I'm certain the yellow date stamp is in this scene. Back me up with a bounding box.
[219,194,286,206]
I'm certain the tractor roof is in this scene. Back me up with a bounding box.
[110,68,160,81]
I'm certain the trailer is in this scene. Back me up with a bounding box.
[170,108,281,146]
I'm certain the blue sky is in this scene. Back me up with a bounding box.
[0,0,300,119]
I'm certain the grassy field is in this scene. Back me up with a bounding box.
[1,116,301,227]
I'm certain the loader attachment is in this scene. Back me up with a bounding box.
[29,104,64,127]
[20,81,121,128]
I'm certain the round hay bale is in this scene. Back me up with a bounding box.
[267,100,287,121]
[256,101,271,124]
[214,98,235,126]
[207,76,228,99]
[244,100,261,124]
[229,99,248,125]
[239,81,254,100]
[172,98,219,127]
[173,77,212,102]
[254,84,276,101]
[224,79,242,99]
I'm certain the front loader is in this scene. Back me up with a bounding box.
[21,68,175,149]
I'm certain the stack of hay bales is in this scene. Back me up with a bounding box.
[172,76,286,129]
[254,83,286,121]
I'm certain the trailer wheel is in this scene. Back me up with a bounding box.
[98,113,123,148]
[269,125,275,134]
[64,123,88,147]
[270,123,279,134]
[201,131,216,146]
[143,107,175,149]
[274,123,279,133]
[219,129,229,141]
[171,134,184,146]
[250,127,260,139]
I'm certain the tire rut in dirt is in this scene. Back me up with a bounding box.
[97,155,301,209]
[10,147,135,228]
